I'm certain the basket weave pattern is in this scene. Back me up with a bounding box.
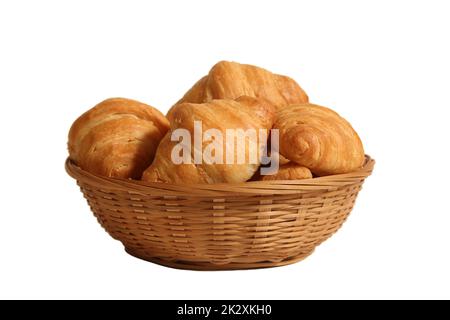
[66,156,374,270]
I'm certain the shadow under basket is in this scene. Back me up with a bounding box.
[66,156,375,271]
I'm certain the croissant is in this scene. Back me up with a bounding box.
[274,103,365,176]
[278,154,291,165]
[168,61,308,117]
[142,96,275,183]
[68,98,170,179]
[260,163,312,181]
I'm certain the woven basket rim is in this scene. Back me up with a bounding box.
[66,155,374,196]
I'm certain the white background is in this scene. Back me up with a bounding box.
[1,0,449,299]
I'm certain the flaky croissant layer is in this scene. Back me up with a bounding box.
[274,103,365,176]
[167,60,309,118]
[68,98,170,179]
[142,96,276,184]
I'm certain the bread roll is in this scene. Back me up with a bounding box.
[68,98,170,179]
[274,103,364,175]
[260,163,312,181]
[168,61,308,117]
[142,96,275,183]
[278,154,291,165]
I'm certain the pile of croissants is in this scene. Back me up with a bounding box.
[68,61,365,183]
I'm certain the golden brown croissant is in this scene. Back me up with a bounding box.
[278,154,291,165]
[142,96,276,183]
[168,61,308,117]
[68,98,170,179]
[259,163,312,181]
[274,103,365,176]
[266,138,291,165]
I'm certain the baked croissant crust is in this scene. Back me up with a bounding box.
[168,61,308,116]
[260,163,312,181]
[274,104,365,175]
[68,98,170,179]
[142,96,275,183]
[278,154,291,165]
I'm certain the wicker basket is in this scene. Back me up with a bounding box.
[66,156,374,270]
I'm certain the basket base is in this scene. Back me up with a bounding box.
[125,247,315,271]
